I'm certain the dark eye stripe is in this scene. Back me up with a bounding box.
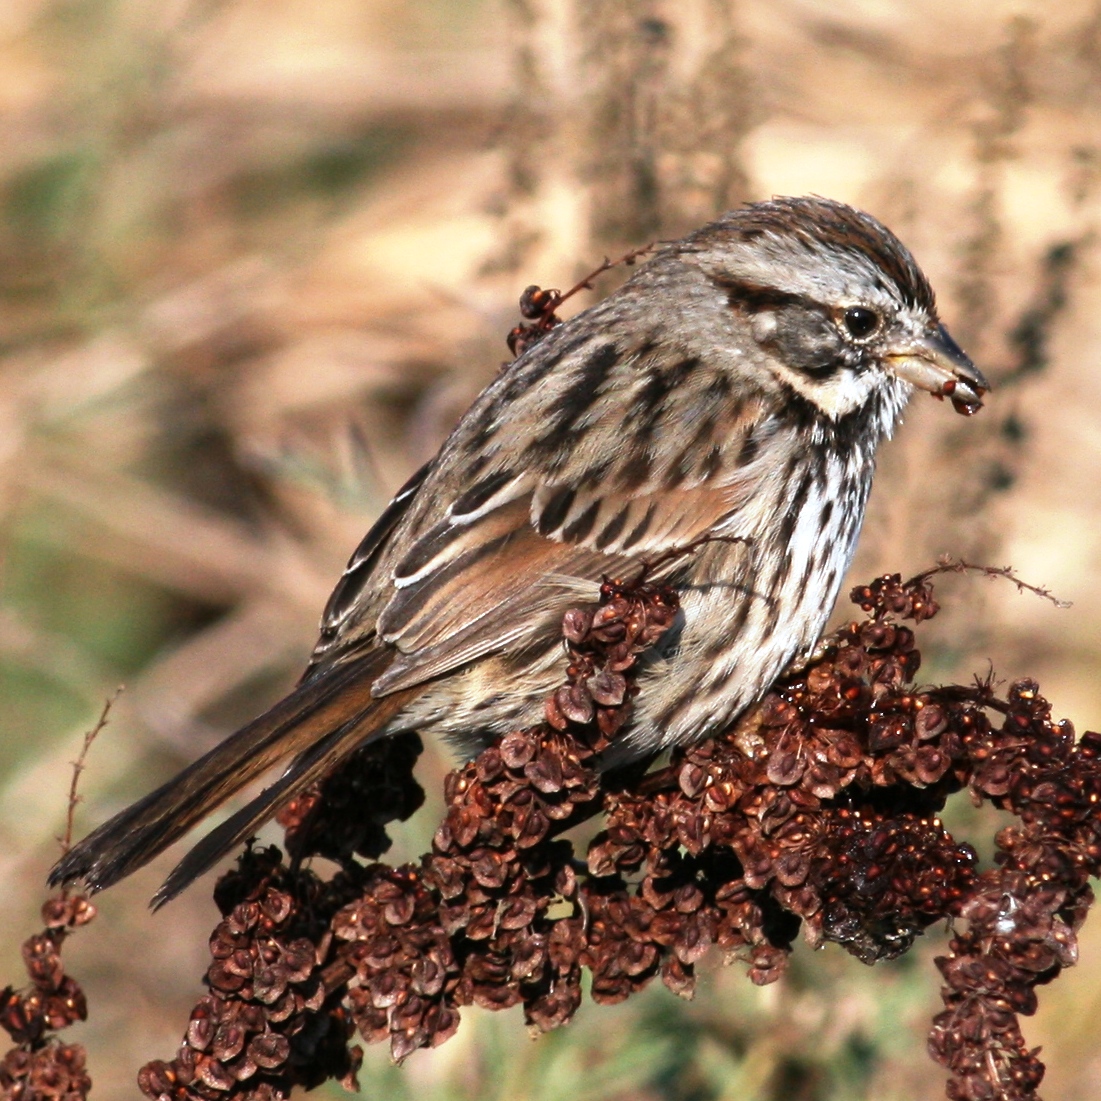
[795,355,847,380]
[716,276,810,314]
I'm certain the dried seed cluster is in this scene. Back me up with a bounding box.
[139,575,682,1095]
[337,576,683,1055]
[505,246,653,358]
[334,865,460,1064]
[124,569,1101,1101]
[276,732,425,866]
[138,847,363,1101]
[569,573,980,1008]
[929,681,1101,1101]
[0,895,95,1100]
[506,284,564,358]
[547,577,679,737]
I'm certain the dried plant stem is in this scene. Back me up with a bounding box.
[0,692,109,1099]
[507,243,657,356]
[60,690,122,859]
[909,555,1071,609]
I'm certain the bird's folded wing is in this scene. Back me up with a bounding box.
[368,459,768,696]
[312,331,780,695]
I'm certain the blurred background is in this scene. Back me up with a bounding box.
[1,0,1100,1098]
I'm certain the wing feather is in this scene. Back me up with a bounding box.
[319,460,433,631]
[372,471,770,695]
[314,329,783,700]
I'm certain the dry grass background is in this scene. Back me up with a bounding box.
[1,1,1100,1098]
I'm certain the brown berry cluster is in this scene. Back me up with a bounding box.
[332,865,460,1063]
[138,847,363,1101]
[275,732,425,866]
[335,574,684,1053]
[0,894,95,1100]
[506,285,564,357]
[579,573,978,996]
[929,682,1101,1101]
[851,570,941,622]
[135,568,1100,1101]
[505,246,653,358]
[546,577,679,737]
[139,574,681,1094]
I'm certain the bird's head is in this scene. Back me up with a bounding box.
[678,196,989,428]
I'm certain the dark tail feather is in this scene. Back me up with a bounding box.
[49,649,402,897]
[151,697,407,907]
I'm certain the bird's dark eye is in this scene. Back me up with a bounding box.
[842,306,879,339]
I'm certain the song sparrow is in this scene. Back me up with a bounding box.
[51,196,988,905]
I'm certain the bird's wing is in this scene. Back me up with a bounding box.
[360,400,776,696]
[302,460,429,660]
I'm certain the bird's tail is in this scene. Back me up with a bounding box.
[49,649,414,905]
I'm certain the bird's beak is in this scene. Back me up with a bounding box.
[884,324,989,415]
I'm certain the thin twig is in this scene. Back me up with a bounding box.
[632,533,750,585]
[554,243,657,312]
[60,689,122,858]
[507,244,658,357]
[908,555,1071,609]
